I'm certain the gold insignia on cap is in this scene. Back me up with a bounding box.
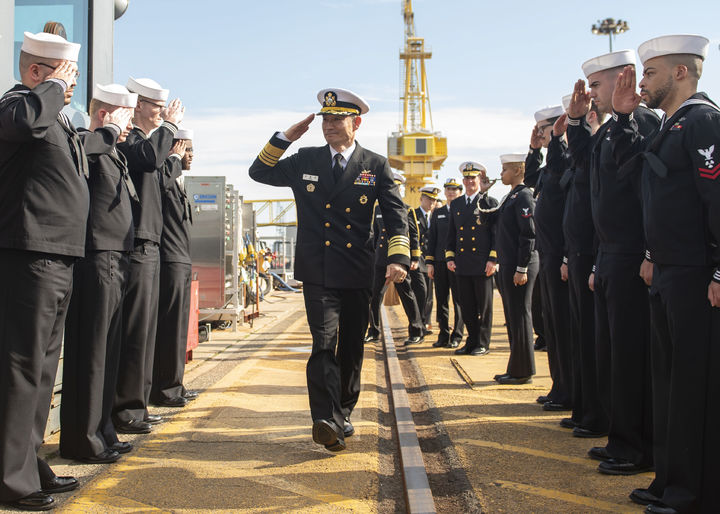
[359,194,368,205]
[325,92,337,107]
[464,163,474,171]
[307,183,315,193]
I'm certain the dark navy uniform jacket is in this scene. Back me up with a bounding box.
[445,193,498,275]
[561,156,596,258]
[0,82,89,257]
[414,207,430,272]
[493,185,538,273]
[372,203,419,268]
[249,133,410,289]
[159,157,192,264]
[426,204,451,264]
[610,92,720,283]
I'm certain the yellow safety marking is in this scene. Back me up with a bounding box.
[444,411,576,434]
[457,438,597,468]
[243,474,368,512]
[493,480,638,513]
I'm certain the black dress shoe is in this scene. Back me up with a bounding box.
[454,345,470,355]
[41,475,78,494]
[77,449,121,464]
[5,491,54,511]
[403,335,424,346]
[312,419,345,452]
[645,504,678,514]
[542,402,572,411]
[182,389,199,400]
[559,418,576,429]
[110,441,133,454]
[588,446,612,461]
[432,339,449,348]
[573,426,608,438]
[533,337,547,351]
[115,419,152,434]
[630,488,662,506]
[154,396,188,407]
[536,395,551,404]
[496,375,531,384]
[423,327,433,336]
[598,458,653,476]
[468,347,489,356]
[494,373,510,381]
[448,339,461,348]
[144,414,164,424]
[364,333,380,343]
[343,418,355,437]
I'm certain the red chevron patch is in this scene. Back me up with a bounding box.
[699,163,720,180]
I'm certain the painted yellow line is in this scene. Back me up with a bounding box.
[443,412,577,434]
[494,480,638,513]
[457,438,597,468]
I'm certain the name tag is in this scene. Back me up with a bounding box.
[303,174,319,182]
[438,214,446,219]
[376,214,383,218]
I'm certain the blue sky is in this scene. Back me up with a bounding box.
[114,0,720,202]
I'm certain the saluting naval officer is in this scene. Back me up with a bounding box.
[0,32,85,511]
[114,78,184,434]
[151,128,200,407]
[610,35,720,514]
[445,162,498,356]
[366,172,425,346]
[249,89,410,452]
[411,185,439,332]
[426,178,465,348]
[60,84,137,466]
[567,50,659,475]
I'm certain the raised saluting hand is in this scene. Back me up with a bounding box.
[161,98,185,126]
[567,79,592,119]
[612,65,642,115]
[284,114,315,142]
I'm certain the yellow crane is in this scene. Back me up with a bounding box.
[388,0,447,206]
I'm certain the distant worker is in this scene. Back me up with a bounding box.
[411,185,439,333]
[249,89,410,452]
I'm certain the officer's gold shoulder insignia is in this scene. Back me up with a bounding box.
[325,92,337,107]
[359,194,368,205]
[306,183,315,193]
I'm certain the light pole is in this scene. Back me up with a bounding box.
[591,18,630,52]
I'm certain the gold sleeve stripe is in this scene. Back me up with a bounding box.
[258,154,276,167]
[445,250,456,258]
[411,249,422,257]
[489,250,497,258]
[263,142,286,158]
[388,246,411,258]
[259,148,280,163]
[389,235,410,244]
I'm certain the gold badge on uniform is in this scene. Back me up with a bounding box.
[325,91,337,107]
[306,183,315,193]
[359,194,368,205]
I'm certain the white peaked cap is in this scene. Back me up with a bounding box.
[419,184,441,199]
[582,50,636,77]
[317,88,370,115]
[93,84,137,108]
[175,128,194,140]
[392,171,406,184]
[562,94,573,112]
[638,34,710,65]
[458,161,487,176]
[126,77,169,102]
[21,31,80,61]
[500,153,527,165]
[534,105,564,123]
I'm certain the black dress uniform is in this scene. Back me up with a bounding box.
[445,193,497,354]
[410,207,433,327]
[426,203,465,346]
[151,156,193,404]
[491,185,538,379]
[249,132,410,435]
[367,204,424,341]
[61,125,136,461]
[114,122,177,426]
[611,92,720,512]
[523,152,546,348]
[0,82,89,501]
[567,105,659,469]
[526,142,573,407]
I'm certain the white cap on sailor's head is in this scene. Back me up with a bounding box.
[638,35,710,65]
[458,161,486,177]
[534,105,565,123]
[93,84,137,108]
[443,177,463,190]
[21,31,80,61]
[126,77,169,102]
[420,184,441,200]
[562,94,573,112]
[500,153,527,165]
[392,171,406,184]
[581,50,636,78]
[317,88,369,116]
[175,128,194,140]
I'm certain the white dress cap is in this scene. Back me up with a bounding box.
[419,184,441,199]
[458,161,487,177]
[561,94,573,112]
[126,77,169,102]
[638,34,710,65]
[443,177,463,190]
[93,84,137,108]
[21,31,80,61]
[500,154,527,165]
[534,105,565,123]
[175,128,194,140]
[581,50,636,78]
[392,171,406,184]
[317,88,369,115]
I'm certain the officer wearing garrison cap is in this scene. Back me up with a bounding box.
[567,49,659,476]
[426,178,466,348]
[611,35,720,513]
[0,31,85,511]
[411,185,440,333]
[249,88,410,452]
[445,162,498,356]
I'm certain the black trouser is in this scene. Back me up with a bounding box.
[567,253,607,431]
[432,262,464,344]
[368,267,423,339]
[532,269,545,344]
[114,239,160,424]
[498,261,538,377]
[702,289,720,514]
[645,265,718,512]
[423,274,434,325]
[61,251,129,459]
[304,283,371,429]
[539,253,573,406]
[594,251,652,465]
[0,250,74,501]
[409,268,428,326]
[455,273,493,351]
[151,262,192,403]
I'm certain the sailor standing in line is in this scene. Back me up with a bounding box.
[411,186,439,332]
[60,85,137,465]
[445,162,498,356]
[426,178,465,348]
[249,89,410,452]
[610,35,720,513]
[566,50,659,475]
[113,78,184,433]
[151,128,200,407]
[0,32,85,511]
